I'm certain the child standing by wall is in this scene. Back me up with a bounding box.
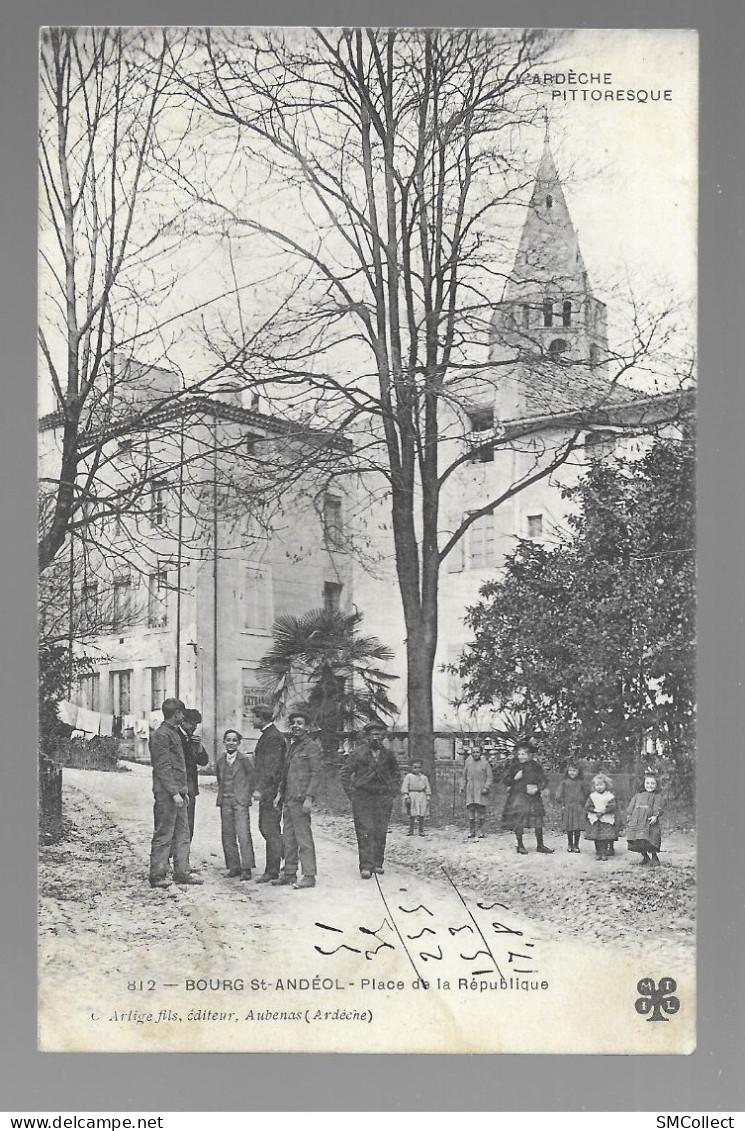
[461,749,493,839]
[625,772,664,866]
[555,763,589,852]
[215,729,256,879]
[400,759,431,837]
[584,773,619,861]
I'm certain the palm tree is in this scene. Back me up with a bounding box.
[258,609,398,757]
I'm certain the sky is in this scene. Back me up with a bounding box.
[540,29,697,324]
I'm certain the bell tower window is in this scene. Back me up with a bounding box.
[562,300,572,327]
[546,194,553,209]
[543,300,554,328]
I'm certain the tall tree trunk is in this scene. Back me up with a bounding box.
[405,619,437,783]
[389,474,440,786]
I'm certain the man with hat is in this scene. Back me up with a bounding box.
[148,698,203,888]
[180,708,209,842]
[272,704,322,889]
[340,720,401,880]
[250,703,287,882]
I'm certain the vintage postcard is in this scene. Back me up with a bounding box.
[38,26,697,1054]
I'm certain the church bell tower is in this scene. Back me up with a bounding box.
[489,134,609,419]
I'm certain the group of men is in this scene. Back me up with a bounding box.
[147,698,404,890]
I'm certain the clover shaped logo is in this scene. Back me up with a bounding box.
[635,977,680,1021]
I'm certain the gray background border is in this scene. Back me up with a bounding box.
[2,0,743,1112]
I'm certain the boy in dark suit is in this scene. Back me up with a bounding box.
[215,729,256,879]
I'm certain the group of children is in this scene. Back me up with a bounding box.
[527,755,664,865]
[216,720,666,874]
[400,742,665,865]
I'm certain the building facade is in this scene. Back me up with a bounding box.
[39,374,353,760]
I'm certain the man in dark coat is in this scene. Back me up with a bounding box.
[180,708,209,841]
[148,698,203,888]
[251,703,286,882]
[272,705,322,889]
[341,720,401,879]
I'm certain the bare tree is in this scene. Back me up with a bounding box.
[38,27,265,575]
[39,27,177,570]
[172,27,694,775]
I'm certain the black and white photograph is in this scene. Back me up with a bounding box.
[37,25,697,1054]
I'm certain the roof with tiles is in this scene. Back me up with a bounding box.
[503,362,643,423]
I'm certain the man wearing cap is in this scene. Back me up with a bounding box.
[250,703,286,882]
[272,705,322,889]
[180,708,209,842]
[148,698,203,888]
[340,720,401,880]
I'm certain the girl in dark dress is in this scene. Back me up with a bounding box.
[555,763,590,852]
[625,773,664,866]
[501,742,554,855]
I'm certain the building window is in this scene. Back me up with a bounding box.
[469,510,494,569]
[522,304,530,328]
[527,514,544,540]
[150,667,167,712]
[323,495,343,548]
[548,338,569,359]
[78,673,100,712]
[562,300,572,327]
[150,480,167,527]
[589,343,598,367]
[112,574,134,632]
[110,669,132,717]
[585,430,617,460]
[471,444,494,464]
[244,431,263,457]
[82,580,99,633]
[147,565,169,629]
[244,565,271,631]
[467,407,494,463]
[324,582,342,612]
[546,194,553,209]
[543,300,553,328]
[468,406,493,432]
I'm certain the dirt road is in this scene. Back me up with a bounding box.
[38,764,696,1054]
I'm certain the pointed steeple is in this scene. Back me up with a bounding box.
[504,138,590,300]
[488,134,609,401]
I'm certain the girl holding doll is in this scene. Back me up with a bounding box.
[584,772,620,861]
